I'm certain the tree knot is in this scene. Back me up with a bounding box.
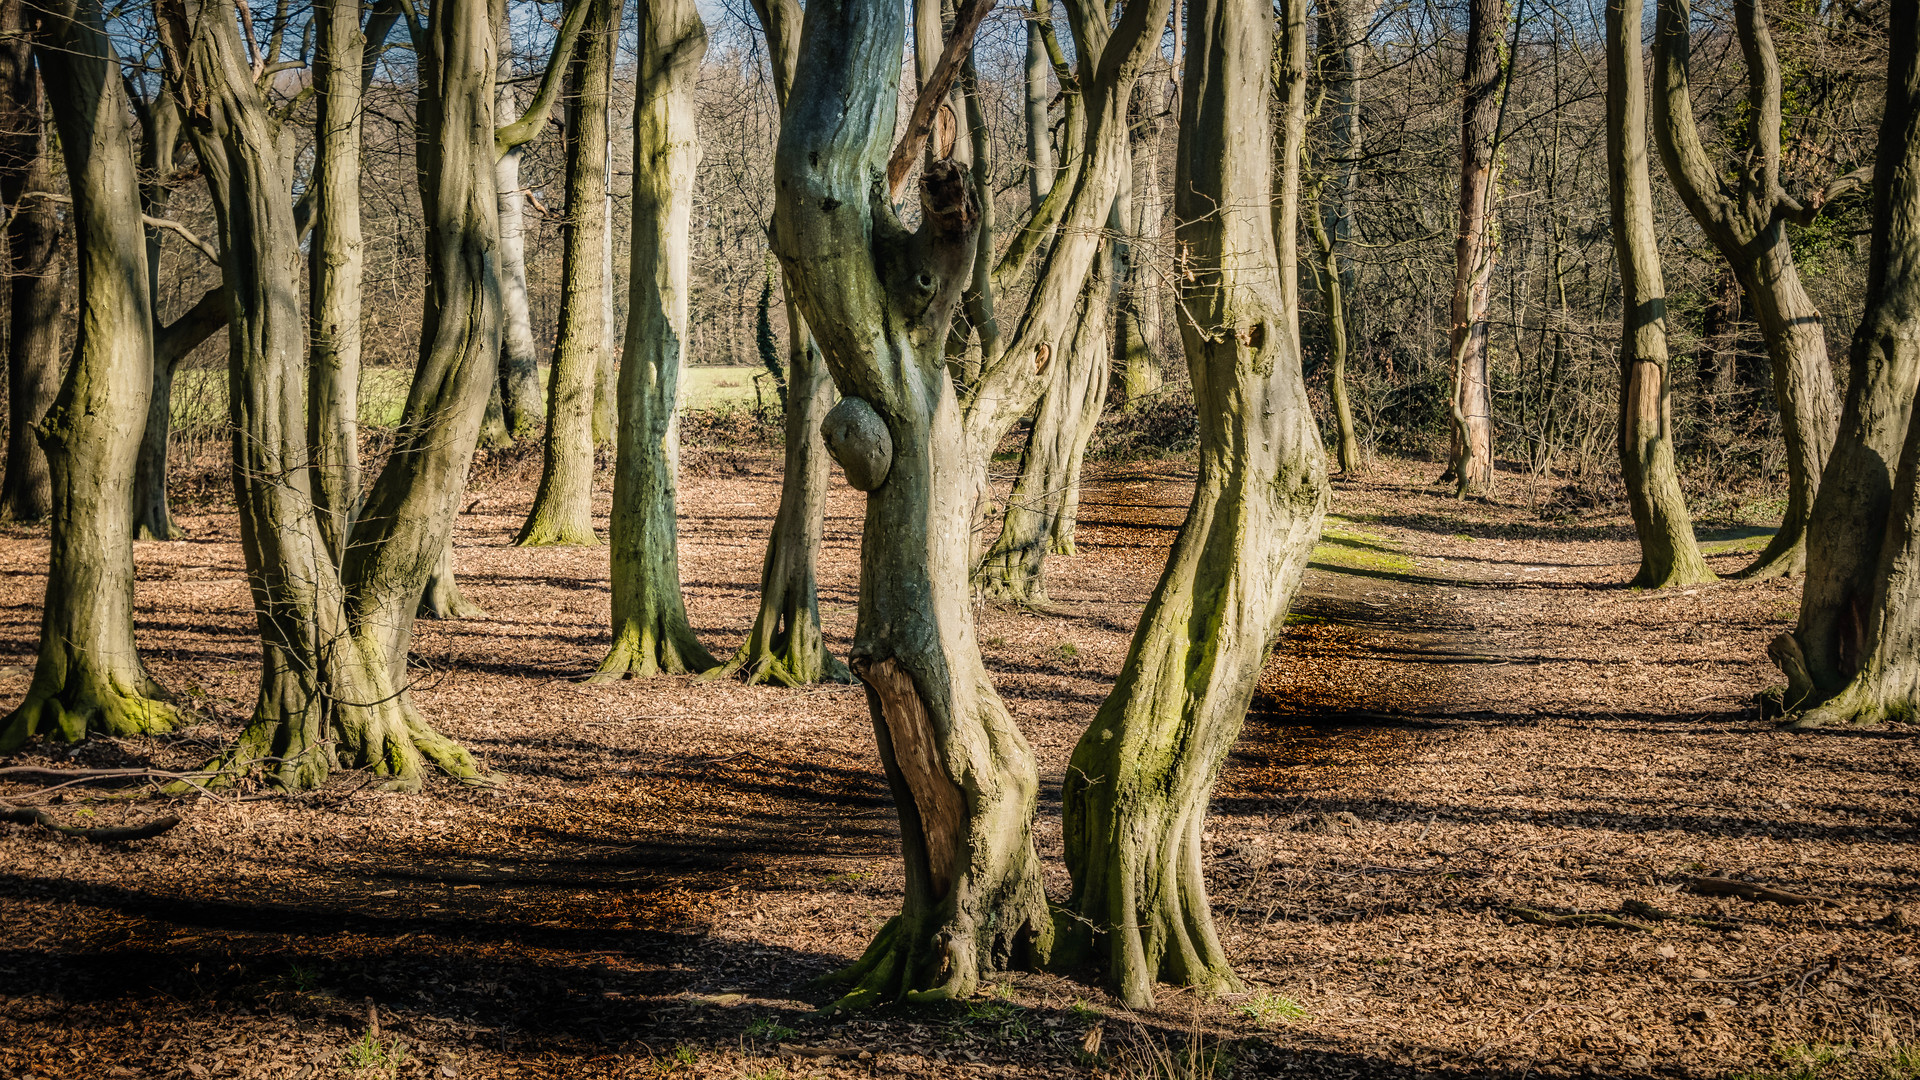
[821,397,893,491]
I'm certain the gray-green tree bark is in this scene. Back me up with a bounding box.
[154,0,493,789]
[129,87,188,541]
[1775,4,1920,729]
[776,0,1172,1006]
[1440,0,1506,497]
[1308,0,1373,472]
[1608,0,1712,589]
[517,0,621,547]
[0,0,61,524]
[1,0,177,751]
[1059,0,1328,1009]
[710,0,851,687]
[590,0,716,679]
[1651,0,1850,580]
[1114,53,1168,404]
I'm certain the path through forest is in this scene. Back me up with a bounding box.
[0,454,1914,1080]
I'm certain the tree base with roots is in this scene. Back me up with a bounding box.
[0,677,177,753]
[590,620,717,681]
[709,637,852,688]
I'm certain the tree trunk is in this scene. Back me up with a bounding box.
[1311,0,1373,472]
[1651,0,1843,580]
[130,88,186,541]
[310,0,373,559]
[518,0,620,547]
[1607,0,1712,588]
[591,0,715,679]
[0,2,61,524]
[1781,4,1920,728]
[1,0,176,752]
[493,119,541,445]
[975,252,1112,606]
[778,0,1173,1008]
[1309,195,1362,472]
[1024,0,1053,208]
[1059,0,1328,1008]
[1442,0,1505,497]
[1114,64,1166,403]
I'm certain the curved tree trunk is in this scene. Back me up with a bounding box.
[1114,64,1166,404]
[591,0,715,680]
[975,254,1112,606]
[1651,0,1843,581]
[1059,0,1328,1008]
[1783,5,1920,729]
[1441,0,1505,497]
[0,4,61,524]
[130,88,186,541]
[1607,0,1712,589]
[518,0,621,548]
[1,0,176,752]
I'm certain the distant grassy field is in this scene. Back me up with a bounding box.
[168,363,769,434]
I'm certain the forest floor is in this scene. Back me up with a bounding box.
[0,447,1915,1080]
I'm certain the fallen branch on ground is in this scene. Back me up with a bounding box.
[1622,898,1743,931]
[1685,875,1838,907]
[1505,906,1651,931]
[0,800,180,842]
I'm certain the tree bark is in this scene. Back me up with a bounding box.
[590,0,715,679]
[493,106,542,444]
[776,0,1173,1007]
[1780,4,1920,729]
[1114,59,1167,403]
[1441,0,1505,497]
[1607,0,1712,588]
[517,0,621,547]
[1310,0,1374,472]
[0,0,61,524]
[129,87,187,541]
[1651,0,1841,580]
[713,0,852,687]
[1059,0,1328,1008]
[1,0,176,752]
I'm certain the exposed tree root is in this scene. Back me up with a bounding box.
[590,627,717,681]
[513,519,601,548]
[0,678,178,753]
[1734,531,1806,582]
[418,569,487,619]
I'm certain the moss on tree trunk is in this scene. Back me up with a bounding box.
[1058,0,1329,1009]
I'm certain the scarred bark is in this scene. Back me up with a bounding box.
[1772,5,1920,726]
[1,0,177,751]
[591,0,715,680]
[1608,0,1712,589]
[1651,0,1844,580]
[0,0,61,524]
[1058,0,1328,1009]
[777,0,1172,1006]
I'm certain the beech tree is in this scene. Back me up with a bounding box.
[590,0,716,679]
[1651,0,1861,580]
[775,0,1172,1004]
[1058,0,1327,1007]
[708,0,851,686]
[1439,0,1508,496]
[517,0,621,547]
[0,0,177,750]
[0,0,60,523]
[1307,0,1375,474]
[1606,0,1711,588]
[1773,1,1919,729]
[150,0,501,788]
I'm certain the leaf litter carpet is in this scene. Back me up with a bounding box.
[0,453,1913,1080]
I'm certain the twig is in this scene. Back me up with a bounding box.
[1685,875,1837,908]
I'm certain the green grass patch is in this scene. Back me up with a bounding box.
[1235,993,1309,1027]
[1311,516,1415,575]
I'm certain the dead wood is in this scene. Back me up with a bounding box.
[0,799,180,842]
[1685,875,1838,907]
[1504,905,1651,931]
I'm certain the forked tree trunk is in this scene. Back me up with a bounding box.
[1441,0,1504,496]
[0,2,61,524]
[1059,0,1328,1009]
[518,0,621,548]
[1779,5,1920,729]
[590,0,716,680]
[156,0,488,789]
[1,0,177,752]
[975,253,1112,606]
[1652,0,1845,580]
[1607,0,1712,589]
[778,0,1174,1006]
